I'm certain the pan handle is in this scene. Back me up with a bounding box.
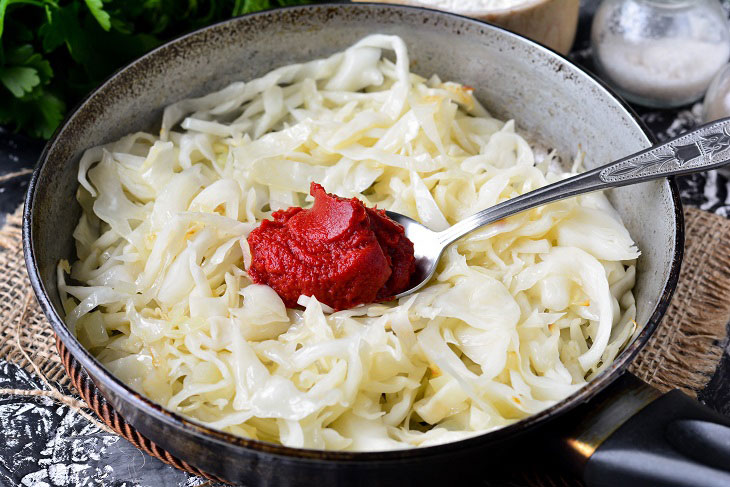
[556,372,730,487]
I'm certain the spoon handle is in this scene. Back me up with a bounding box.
[438,117,730,247]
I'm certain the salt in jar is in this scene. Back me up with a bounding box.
[591,0,730,109]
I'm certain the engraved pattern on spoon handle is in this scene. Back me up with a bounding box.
[600,118,730,183]
[437,118,730,247]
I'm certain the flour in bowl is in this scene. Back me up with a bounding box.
[413,0,532,11]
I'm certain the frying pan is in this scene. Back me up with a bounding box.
[22,4,730,486]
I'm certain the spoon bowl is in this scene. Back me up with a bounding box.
[385,211,442,298]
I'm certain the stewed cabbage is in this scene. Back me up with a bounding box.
[60,35,639,450]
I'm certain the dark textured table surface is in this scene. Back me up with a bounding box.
[2,1,730,486]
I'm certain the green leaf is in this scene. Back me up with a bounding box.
[0,0,46,38]
[0,0,12,39]
[84,0,111,31]
[232,0,244,16]
[0,66,40,97]
[45,4,94,67]
[39,5,73,52]
[109,16,133,35]
[34,91,65,138]
[142,0,161,10]
[24,53,53,82]
[2,45,53,92]
[3,45,53,84]
[0,0,316,139]
[233,0,271,16]
[0,88,66,139]
[6,43,33,64]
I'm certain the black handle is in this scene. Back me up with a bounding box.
[555,373,730,487]
[584,388,730,487]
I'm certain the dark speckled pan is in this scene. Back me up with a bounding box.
[23,4,681,486]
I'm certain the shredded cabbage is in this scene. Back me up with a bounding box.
[61,35,640,451]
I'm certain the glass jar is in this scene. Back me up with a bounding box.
[591,0,730,108]
[704,62,730,122]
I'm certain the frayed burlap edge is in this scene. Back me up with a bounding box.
[629,208,730,396]
[0,205,114,433]
[0,206,68,384]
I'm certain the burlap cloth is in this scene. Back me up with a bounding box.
[1,204,730,486]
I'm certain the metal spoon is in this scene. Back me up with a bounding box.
[388,117,730,298]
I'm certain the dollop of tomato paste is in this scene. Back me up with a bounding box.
[247,183,415,310]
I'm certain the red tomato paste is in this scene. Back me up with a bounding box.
[247,183,415,310]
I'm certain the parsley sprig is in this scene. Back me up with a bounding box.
[0,0,313,140]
